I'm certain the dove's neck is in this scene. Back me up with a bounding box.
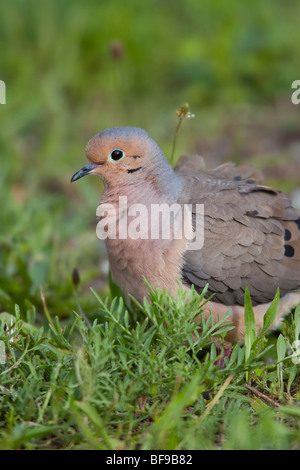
[149,155,183,200]
[102,155,183,206]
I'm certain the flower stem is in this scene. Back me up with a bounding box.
[170,118,183,167]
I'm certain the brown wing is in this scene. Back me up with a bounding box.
[175,155,264,182]
[180,171,300,306]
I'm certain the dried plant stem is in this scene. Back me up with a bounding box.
[170,118,183,167]
[245,383,280,408]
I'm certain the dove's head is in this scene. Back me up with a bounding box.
[71,127,176,189]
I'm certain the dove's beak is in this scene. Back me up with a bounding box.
[71,163,98,183]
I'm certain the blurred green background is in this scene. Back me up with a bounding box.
[0,0,299,320]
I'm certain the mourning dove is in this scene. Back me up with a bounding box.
[71,127,300,342]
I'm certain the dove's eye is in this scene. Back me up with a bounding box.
[109,148,125,161]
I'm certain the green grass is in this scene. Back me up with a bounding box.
[0,285,300,450]
[1,0,300,450]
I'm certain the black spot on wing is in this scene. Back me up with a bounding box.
[246,210,258,217]
[284,229,292,241]
[284,244,295,257]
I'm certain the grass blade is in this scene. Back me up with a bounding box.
[244,287,256,364]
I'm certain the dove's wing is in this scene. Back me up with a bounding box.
[180,168,300,306]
